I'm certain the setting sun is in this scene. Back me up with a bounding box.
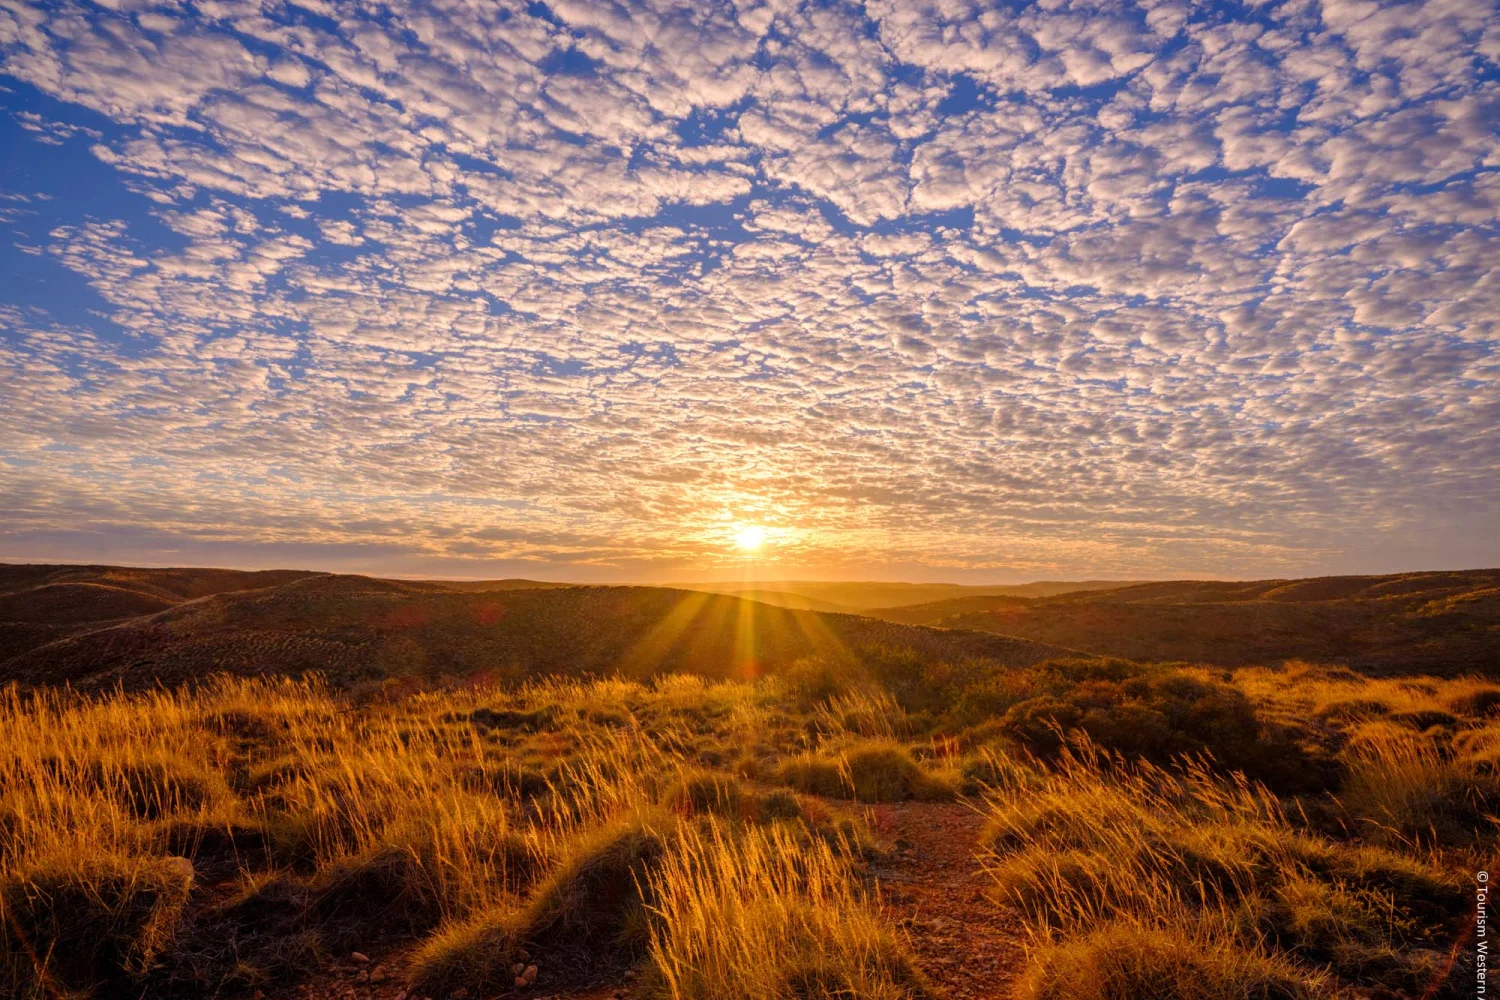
[733,524,768,551]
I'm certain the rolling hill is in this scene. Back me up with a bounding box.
[0,568,1067,690]
[868,569,1500,674]
[679,579,1136,613]
[0,563,325,662]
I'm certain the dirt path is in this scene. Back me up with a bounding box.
[866,801,1027,1000]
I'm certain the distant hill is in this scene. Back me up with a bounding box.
[869,570,1500,675]
[0,563,324,662]
[680,579,1136,613]
[399,578,575,593]
[0,563,570,663]
[0,569,1067,690]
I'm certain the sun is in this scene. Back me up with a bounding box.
[733,524,768,551]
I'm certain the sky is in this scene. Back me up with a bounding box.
[0,0,1497,584]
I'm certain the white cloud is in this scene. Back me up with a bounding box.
[0,0,1496,578]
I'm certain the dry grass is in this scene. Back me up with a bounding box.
[0,672,938,998]
[0,652,1493,999]
[979,736,1467,996]
[642,820,930,1000]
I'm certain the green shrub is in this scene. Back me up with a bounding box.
[843,741,954,802]
[779,656,861,705]
[996,661,1268,775]
[774,754,848,798]
[755,788,804,821]
[774,742,953,803]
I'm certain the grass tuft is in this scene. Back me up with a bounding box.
[0,854,194,998]
[642,821,933,1000]
[1014,922,1332,1000]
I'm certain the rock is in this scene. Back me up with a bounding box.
[351,951,371,964]
[163,855,196,883]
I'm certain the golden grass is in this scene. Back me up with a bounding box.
[978,735,1467,996]
[643,820,930,1000]
[0,656,1493,999]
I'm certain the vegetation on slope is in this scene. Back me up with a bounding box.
[0,579,1494,999]
[870,568,1500,674]
[0,574,1066,690]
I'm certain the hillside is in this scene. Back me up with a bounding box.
[0,563,325,662]
[869,569,1500,674]
[681,579,1136,612]
[0,571,1066,690]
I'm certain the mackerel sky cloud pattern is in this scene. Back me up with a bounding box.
[1,0,1497,580]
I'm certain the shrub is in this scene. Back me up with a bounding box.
[843,741,954,802]
[661,770,746,818]
[1013,923,1331,1000]
[774,742,953,803]
[755,789,803,821]
[774,754,848,798]
[993,661,1282,781]
[778,656,861,706]
[0,855,194,998]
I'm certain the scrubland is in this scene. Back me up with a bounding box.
[0,650,1491,1000]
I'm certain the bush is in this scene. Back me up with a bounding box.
[661,770,746,818]
[843,741,954,802]
[756,789,804,821]
[995,661,1267,774]
[779,657,861,706]
[774,741,953,803]
[0,855,194,998]
[774,754,848,798]
[1014,923,1330,1000]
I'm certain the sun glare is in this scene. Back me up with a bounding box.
[733,524,768,551]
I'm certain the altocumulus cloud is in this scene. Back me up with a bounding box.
[0,0,1497,580]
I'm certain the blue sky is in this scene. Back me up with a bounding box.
[1,0,1497,582]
